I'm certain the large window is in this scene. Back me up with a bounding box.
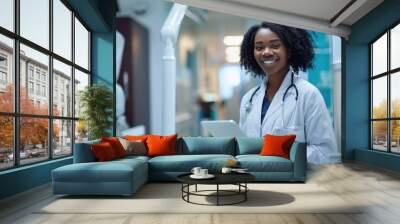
[0,0,91,171]
[371,23,400,154]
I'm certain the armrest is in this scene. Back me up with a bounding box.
[73,140,100,163]
[289,142,307,182]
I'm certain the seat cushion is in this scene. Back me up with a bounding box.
[236,155,293,172]
[52,158,147,183]
[113,155,150,165]
[148,154,235,172]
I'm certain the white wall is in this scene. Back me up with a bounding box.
[332,35,342,153]
[117,0,172,134]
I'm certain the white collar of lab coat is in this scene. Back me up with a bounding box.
[259,68,294,96]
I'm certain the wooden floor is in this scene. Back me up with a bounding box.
[1,162,400,224]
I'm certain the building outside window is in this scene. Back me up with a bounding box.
[35,70,40,81]
[28,81,34,94]
[35,83,40,95]
[0,71,6,84]
[41,85,46,97]
[28,66,34,79]
[0,55,7,90]
[0,55,7,67]
[371,23,400,154]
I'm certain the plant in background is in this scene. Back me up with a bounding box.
[79,84,113,140]
[75,120,88,142]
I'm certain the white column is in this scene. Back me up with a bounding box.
[160,3,187,135]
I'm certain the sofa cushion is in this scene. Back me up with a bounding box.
[124,135,148,142]
[115,155,150,163]
[53,158,147,183]
[147,134,177,157]
[178,137,235,155]
[119,138,147,156]
[101,137,127,158]
[236,137,263,155]
[91,142,118,161]
[148,154,235,172]
[236,155,293,172]
[260,134,296,159]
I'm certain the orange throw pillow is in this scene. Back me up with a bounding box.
[146,134,177,157]
[101,137,127,158]
[91,142,117,161]
[124,135,148,142]
[259,134,296,159]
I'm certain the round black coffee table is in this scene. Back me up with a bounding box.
[177,173,255,206]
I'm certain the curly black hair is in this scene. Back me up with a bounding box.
[240,22,314,77]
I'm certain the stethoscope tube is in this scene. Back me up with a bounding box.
[245,71,298,113]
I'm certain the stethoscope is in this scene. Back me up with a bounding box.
[245,71,299,113]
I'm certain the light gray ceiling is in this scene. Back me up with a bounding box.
[169,0,384,38]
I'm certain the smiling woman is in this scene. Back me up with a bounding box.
[238,22,340,164]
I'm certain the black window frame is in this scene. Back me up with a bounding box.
[0,0,92,171]
[370,20,400,154]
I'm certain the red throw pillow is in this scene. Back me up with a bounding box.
[101,137,127,158]
[91,142,117,161]
[259,134,296,159]
[146,134,177,157]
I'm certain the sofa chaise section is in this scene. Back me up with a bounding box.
[52,142,149,196]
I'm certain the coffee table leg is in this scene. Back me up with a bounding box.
[195,184,197,192]
[217,184,219,206]
[188,184,190,202]
[245,183,247,201]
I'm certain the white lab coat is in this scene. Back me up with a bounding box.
[239,70,341,164]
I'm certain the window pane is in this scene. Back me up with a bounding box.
[372,33,387,76]
[20,44,49,115]
[53,0,72,60]
[372,77,387,119]
[0,0,14,31]
[0,116,13,170]
[20,117,49,165]
[53,119,72,158]
[74,69,89,118]
[372,121,387,151]
[391,120,400,153]
[75,120,88,143]
[391,72,400,118]
[391,24,400,70]
[20,0,49,49]
[53,59,72,117]
[0,35,14,112]
[74,17,89,70]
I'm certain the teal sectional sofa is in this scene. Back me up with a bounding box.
[52,137,306,196]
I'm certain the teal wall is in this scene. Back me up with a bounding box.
[0,0,116,200]
[0,158,72,199]
[308,32,333,118]
[345,0,400,170]
[92,33,114,87]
